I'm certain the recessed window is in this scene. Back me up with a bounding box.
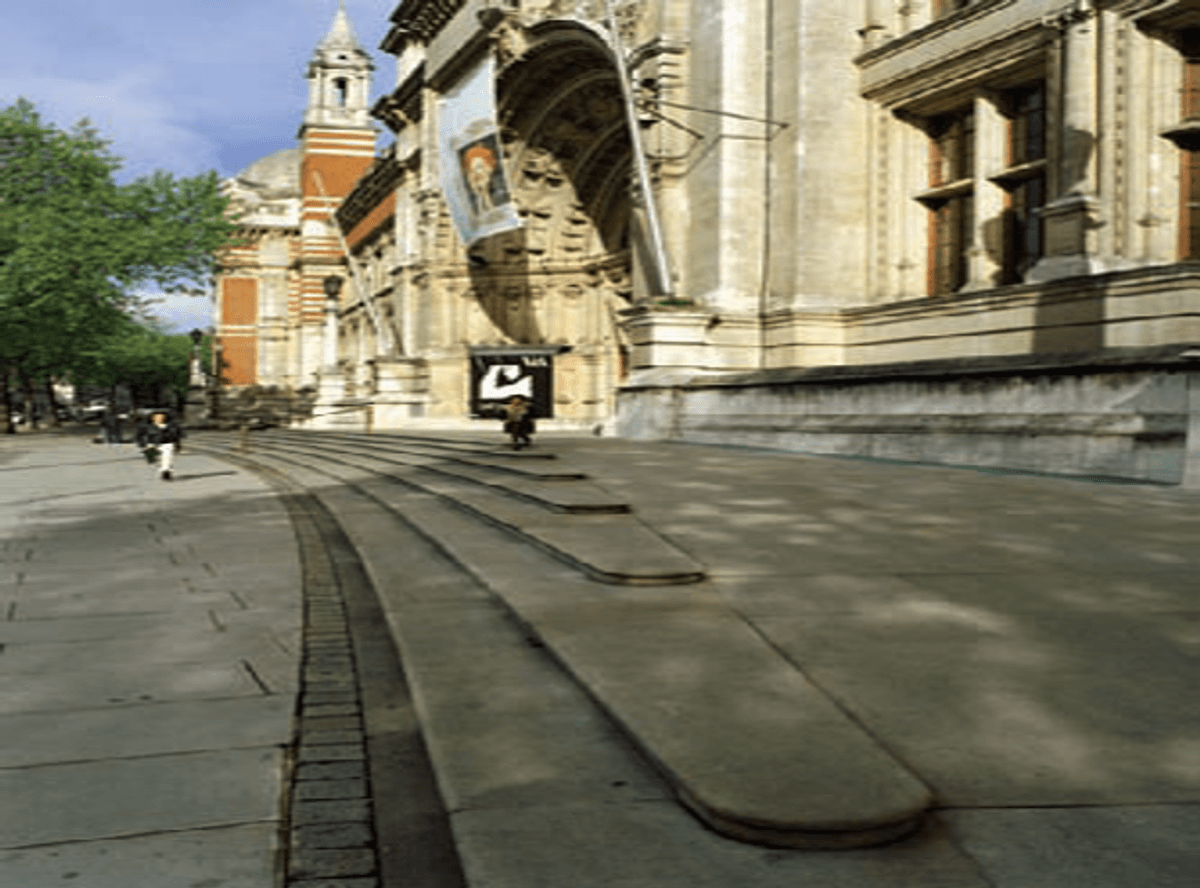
[926,106,975,296]
[998,83,1046,283]
[334,78,348,107]
[1181,29,1200,259]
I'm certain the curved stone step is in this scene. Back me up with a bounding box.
[321,429,558,461]
[239,434,703,586]
[267,432,609,508]
[195,434,934,849]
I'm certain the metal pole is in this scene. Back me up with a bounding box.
[310,170,389,349]
[603,0,674,301]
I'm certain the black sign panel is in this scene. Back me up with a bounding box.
[470,350,554,419]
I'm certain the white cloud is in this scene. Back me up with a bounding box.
[0,68,223,181]
[137,288,217,335]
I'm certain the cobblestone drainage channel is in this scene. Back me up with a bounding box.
[210,448,466,888]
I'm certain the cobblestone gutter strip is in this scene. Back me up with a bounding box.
[282,490,380,888]
[198,444,467,888]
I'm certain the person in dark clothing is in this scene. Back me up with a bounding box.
[134,412,149,450]
[145,412,184,480]
[100,410,122,447]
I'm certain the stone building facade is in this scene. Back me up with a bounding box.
[221,0,1200,480]
[212,2,377,418]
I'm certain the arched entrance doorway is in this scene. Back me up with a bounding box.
[466,25,634,425]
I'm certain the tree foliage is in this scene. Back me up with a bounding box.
[0,98,236,429]
[75,322,211,409]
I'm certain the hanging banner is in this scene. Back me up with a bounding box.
[438,56,522,247]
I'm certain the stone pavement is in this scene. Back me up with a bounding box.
[0,433,301,887]
[193,427,1200,888]
[547,436,1200,885]
[4,427,1199,888]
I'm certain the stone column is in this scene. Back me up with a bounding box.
[322,293,339,369]
[1029,4,1102,282]
[860,0,889,51]
[311,285,349,429]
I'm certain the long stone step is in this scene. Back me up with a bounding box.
[270,429,586,479]
[194,432,934,850]
[239,433,701,585]
[319,429,558,461]
[265,431,615,511]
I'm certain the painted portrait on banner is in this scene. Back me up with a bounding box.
[458,132,511,216]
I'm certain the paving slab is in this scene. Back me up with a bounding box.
[0,823,279,888]
[0,436,301,888]
[0,660,267,714]
[0,696,294,768]
[943,805,1200,888]
[752,608,1200,806]
[0,612,184,644]
[0,748,283,848]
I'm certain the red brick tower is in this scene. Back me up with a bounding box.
[296,0,377,384]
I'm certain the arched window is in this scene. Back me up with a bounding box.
[334,78,348,107]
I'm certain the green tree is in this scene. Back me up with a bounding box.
[74,322,211,411]
[0,98,236,431]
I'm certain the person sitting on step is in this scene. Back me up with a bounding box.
[501,395,535,451]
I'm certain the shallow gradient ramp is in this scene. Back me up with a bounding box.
[196,430,934,849]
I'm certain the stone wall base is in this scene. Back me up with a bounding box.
[616,346,1200,485]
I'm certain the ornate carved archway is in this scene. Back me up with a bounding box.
[463,24,635,420]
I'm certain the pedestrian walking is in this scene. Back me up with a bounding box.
[501,395,535,450]
[145,411,184,480]
[134,411,149,451]
[100,409,123,447]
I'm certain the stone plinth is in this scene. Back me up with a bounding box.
[368,357,431,428]
[620,308,712,372]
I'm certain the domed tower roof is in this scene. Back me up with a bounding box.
[233,147,302,196]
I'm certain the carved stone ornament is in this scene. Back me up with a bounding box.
[491,17,530,69]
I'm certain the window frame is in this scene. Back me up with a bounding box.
[992,82,1047,284]
[919,105,976,296]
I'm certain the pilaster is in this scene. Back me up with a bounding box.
[686,0,769,316]
[964,91,1007,290]
[1030,5,1104,282]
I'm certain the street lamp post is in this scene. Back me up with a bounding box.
[322,276,342,370]
[312,276,347,429]
[183,328,207,427]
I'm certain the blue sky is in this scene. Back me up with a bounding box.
[0,0,397,332]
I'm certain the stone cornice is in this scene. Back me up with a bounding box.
[388,0,470,43]
[1119,0,1200,31]
[860,19,1051,111]
[372,66,424,133]
[855,0,1017,68]
[761,263,1200,330]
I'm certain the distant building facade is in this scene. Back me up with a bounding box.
[219,0,1200,481]
[213,2,377,408]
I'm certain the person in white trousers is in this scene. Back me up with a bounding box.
[145,412,184,481]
